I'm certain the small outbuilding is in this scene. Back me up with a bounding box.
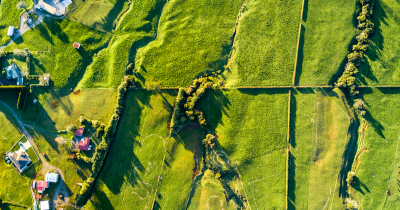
[73,43,80,49]
[45,171,59,183]
[75,126,84,137]
[7,26,14,36]
[40,200,50,210]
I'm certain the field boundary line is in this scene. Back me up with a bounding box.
[286,90,291,210]
[292,0,306,86]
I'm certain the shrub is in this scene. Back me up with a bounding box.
[17,88,27,110]
[66,124,77,133]
[16,1,27,10]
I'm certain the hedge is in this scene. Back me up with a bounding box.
[17,87,27,109]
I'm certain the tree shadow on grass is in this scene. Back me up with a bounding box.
[288,151,296,210]
[352,176,370,195]
[294,24,305,86]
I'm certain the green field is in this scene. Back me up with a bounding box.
[224,0,302,87]
[67,0,130,32]
[288,88,350,210]
[29,52,52,75]
[135,0,242,87]
[196,89,289,209]
[296,0,357,85]
[351,88,400,209]
[5,19,111,88]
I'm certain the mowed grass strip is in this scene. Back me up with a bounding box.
[135,0,242,87]
[353,88,400,209]
[288,88,350,210]
[297,0,357,85]
[5,19,111,89]
[197,89,289,209]
[357,0,400,86]
[84,90,179,209]
[224,0,302,87]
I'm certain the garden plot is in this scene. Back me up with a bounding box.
[197,89,289,209]
[224,0,302,87]
[352,88,400,209]
[288,88,350,210]
[296,0,357,85]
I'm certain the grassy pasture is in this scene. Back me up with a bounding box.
[224,0,302,87]
[288,88,350,210]
[135,0,242,87]
[30,52,52,75]
[77,0,166,89]
[5,19,111,89]
[67,0,130,32]
[296,0,357,85]
[352,88,400,209]
[197,89,289,209]
[30,89,118,132]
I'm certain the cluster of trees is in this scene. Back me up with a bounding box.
[76,76,134,204]
[202,134,216,149]
[336,0,375,95]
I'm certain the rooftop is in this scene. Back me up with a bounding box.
[79,137,91,151]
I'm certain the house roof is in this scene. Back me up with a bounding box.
[17,77,23,85]
[41,1,57,15]
[9,150,30,171]
[73,43,80,49]
[36,194,42,199]
[7,26,14,36]
[5,64,21,79]
[36,180,48,189]
[75,126,84,137]
[45,172,59,183]
[40,200,50,210]
[79,137,91,150]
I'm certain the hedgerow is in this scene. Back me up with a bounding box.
[17,87,27,110]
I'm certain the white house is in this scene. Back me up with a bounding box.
[45,171,59,183]
[7,26,14,36]
[40,200,49,210]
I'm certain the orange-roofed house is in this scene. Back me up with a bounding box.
[79,137,91,151]
[73,43,80,49]
[36,194,42,199]
[75,126,84,137]
[35,180,48,193]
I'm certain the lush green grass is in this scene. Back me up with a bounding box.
[288,88,350,210]
[29,52,52,75]
[297,0,357,85]
[224,0,302,87]
[0,54,29,75]
[5,19,111,88]
[135,0,242,87]
[29,89,118,132]
[77,0,166,89]
[0,105,40,206]
[26,147,38,163]
[28,128,91,203]
[84,90,182,209]
[67,0,130,32]
[352,88,400,209]
[197,89,289,209]
[356,0,400,86]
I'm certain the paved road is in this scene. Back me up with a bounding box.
[0,100,69,209]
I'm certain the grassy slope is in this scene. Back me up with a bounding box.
[30,52,52,75]
[30,89,117,132]
[297,0,357,85]
[0,105,40,206]
[357,0,400,86]
[27,129,91,203]
[288,88,350,210]
[4,19,111,89]
[225,0,302,87]
[354,88,400,209]
[197,89,288,209]
[67,0,130,32]
[77,0,166,89]
[135,0,242,87]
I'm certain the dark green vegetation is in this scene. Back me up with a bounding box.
[135,0,242,87]
[296,0,357,85]
[288,88,350,209]
[224,0,302,87]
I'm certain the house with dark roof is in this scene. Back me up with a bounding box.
[79,137,91,151]
[5,64,23,85]
[9,150,31,172]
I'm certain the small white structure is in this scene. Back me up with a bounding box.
[33,98,38,104]
[7,26,14,36]
[40,200,50,210]
[45,171,59,183]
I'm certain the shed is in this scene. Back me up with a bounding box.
[75,126,84,137]
[73,43,80,49]
[45,172,59,183]
[40,200,50,210]
[7,26,14,36]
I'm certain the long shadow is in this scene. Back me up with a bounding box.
[294,24,305,86]
[288,151,296,210]
[91,0,128,32]
[352,176,370,195]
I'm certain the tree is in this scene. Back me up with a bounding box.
[66,124,77,133]
[145,79,162,92]
[16,1,27,10]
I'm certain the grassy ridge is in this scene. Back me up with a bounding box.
[225,0,302,87]
[288,88,350,210]
[135,0,242,87]
[353,88,400,209]
[297,0,357,85]
[357,0,400,86]
[197,89,288,209]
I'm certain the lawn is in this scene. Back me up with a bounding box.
[26,147,38,163]
[76,0,167,89]
[134,0,242,87]
[84,90,182,209]
[296,0,358,85]
[29,52,52,75]
[197,89,289,209]
[351,88,400,209]
[224,0,303,87]
[4,19,111,89]
[0,104,40,206]
[27,89,118,132]
[288,88,350,210]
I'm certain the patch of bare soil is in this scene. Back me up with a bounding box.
[51,100,58,108]
[73,90,81,95]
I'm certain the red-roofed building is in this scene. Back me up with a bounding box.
[35,180,48,192]
[36,194,42,199]
[73,42,80,49]
[75,126,84,137]
[79,137,91,151]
